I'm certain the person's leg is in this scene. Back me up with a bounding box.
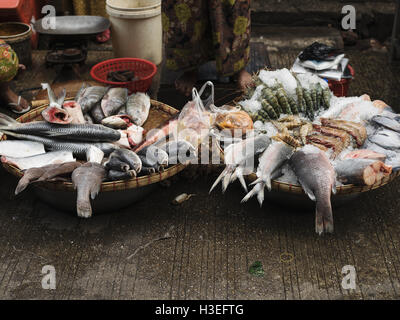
[0,82,30,113]
[162,0,209,96]
[209,0,252,91]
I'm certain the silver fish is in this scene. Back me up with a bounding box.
[101,115,131,129]
[368,129,400,150]
[1,150,75,170]
[138,145,169,172]
[242,140,294,205]
[78,86,109,113]
[210,134,271,194]
[101,88,128,117]
[1,131,117,158]
[0,140,45,158]
[90,102,106,124]
[0,114,121,142]
[126,92,151,126]
[371,115,400,133]
[104,155,130,173]
[161,140,197,165]
[72,162,106,218]
[110,148,142,174]
[290,145,336,235]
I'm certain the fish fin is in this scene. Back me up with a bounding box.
[299,181,316,201]
[241,183,263,203]
[264,175,272,191]
[75,83,87,101]
[315,199,334,235]
[209,167,229,193]
[237,172,248,193]
[332,183,337,195]
[257,187,265,207]
[57,88,67,106]
[222,172,233,193]
[0,113,19,126]
[249,178,262,186]
[15,177,30,195]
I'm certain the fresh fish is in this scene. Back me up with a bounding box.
[42,106,72,125]
[0,140,45,158]
[162,140,197,165]
[36,162,82,182]
[1,131,117,158]
[63,101,86,124]
[84,114,94,124]
[86,146,104,164]
[108,170,136,181]
[371,115,400,133]
[110,148,142,174]
[104,156,130,173]
[0,114,121,142]
[320,118,367,147]
[242,140,294,205]
[290,145,336,235]
[78,86,109,113]
[126,93,151,126]
[335,159,392,186]
[72,162,106,218]
[101,88,128,117]
[210,134,271,193]
[138,145,169,171]
[1,150,75,170]
[343,149,386,162]
[101,115,132,129]
[90,102,106,124]
[15,164,56,195]
[368,129,400,150]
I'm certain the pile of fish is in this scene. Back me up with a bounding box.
[0,83,198,218]
[211,69,400,235]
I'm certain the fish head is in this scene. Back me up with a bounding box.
[41,106,72,125]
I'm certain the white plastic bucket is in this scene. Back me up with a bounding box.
[106,0,162,65]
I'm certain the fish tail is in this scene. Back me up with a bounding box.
[76,199,92,218]
[257,187,265,207]
[241,183,263,203]
[265,175,272,191]
[315,199,334,235]
[209,167,229,193]
[0,113,19,126]
[222,171,233,193]
[57,88,67,106]
[15,177,30,195]
[237,172,248,193]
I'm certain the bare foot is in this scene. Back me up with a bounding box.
[0,83,30,113]
[236,70,254,92]
[175,69,198,97]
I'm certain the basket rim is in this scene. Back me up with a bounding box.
[1,100,187,192]
[90,58,157,86]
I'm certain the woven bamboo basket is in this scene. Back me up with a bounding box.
[216,140,400,197]
[1,100,187,193]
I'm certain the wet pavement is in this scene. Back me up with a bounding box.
[1,48,400,300]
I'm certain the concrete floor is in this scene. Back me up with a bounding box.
[1,48,400,300]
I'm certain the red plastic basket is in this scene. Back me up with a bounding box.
[90,58,157,94]
[328,64,355,97]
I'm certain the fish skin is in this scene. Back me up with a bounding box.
[78,86,109,113]
[101,88,128,117]
[161,140,197,165]
[41,106,72,125]
[126,93,151,126]
[63,101,86,124]
[371,115,400,133]
[210,134,271,193]
[290,146,336,235]
[104,155,130,172]
[90,102,106,124]
[110,149,142,173]
[108,170,136,181]
[1,131,117,158]
[138,145,169,170]
[335,159,392,186]
[343,149,386,162]
[368,129,400,150]
[15,164,56,195]
[86,146,104,164]
[101,115,132,130]
[242,140,294,205]
[36,162,82,182]
[1,151,75,171]
[0,121,121,142]
[72,162,106,218]
[84,114,94,124]
[0,140,45,158]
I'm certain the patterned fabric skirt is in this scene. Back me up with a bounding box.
[0,40,19,83]
[162,0,251,77]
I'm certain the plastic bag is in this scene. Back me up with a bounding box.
[178,81,215,147]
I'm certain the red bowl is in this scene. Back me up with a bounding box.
[90,58,157,94]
